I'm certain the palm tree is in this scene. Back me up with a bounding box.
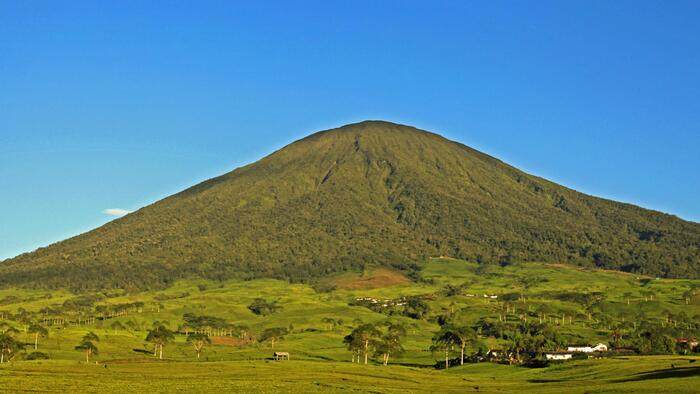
[75,340,98,363]
[83,331,100,343]
[187,333,211,360]
[74,331,100,363]
[28,324,49,350]
[146,325,175,359]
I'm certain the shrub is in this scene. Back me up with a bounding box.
[25,352,50,360]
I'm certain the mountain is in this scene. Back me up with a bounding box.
[2,121,699,290]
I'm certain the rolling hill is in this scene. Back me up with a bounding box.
[1,120,698,290]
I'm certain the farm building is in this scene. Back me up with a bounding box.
[676,338,698,352]
[567,343,607,353]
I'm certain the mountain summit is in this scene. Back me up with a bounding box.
[2,121,699,290]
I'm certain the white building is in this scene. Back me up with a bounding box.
[546,353,572,360]
[567,343,607,353]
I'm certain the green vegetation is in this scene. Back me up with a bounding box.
[0,259,697,391]
[1,121,698,291]
[248,298,281,316]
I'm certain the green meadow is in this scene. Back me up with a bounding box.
[0,259,698,392]
[1,356,699,393]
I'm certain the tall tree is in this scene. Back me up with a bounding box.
[75,341,98,363]
[0,330,23,363]
[75,332,99,363]
[345,324,381,365]
[186,333,211,360]
[343,331,362,363]
[432,326,458,369]
[452,325,477,365]
[28,324,49,350]
[376,322,406,365]
[146,325,175,360]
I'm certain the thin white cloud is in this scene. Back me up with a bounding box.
[103,208,132,217]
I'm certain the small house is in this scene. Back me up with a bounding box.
[676,338,699,352]
[567,343,607,353]
[546,353,572,360]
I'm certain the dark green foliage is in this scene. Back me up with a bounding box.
[182,313,228,329]
[431,325,460,368]
[258,327,288,348]
[24,351,49,360]
[472,319,565,364]
[62,295,104,311]
[619,322,696,355]
[344,323,382,364]
[1,121,698,291]
[403,297,430,320]
[146,325,175,359]
[349,295,430,319]
[153,292,189,301]
[441,283,470,297]
[247,298,280,316]
[373,321,406,365]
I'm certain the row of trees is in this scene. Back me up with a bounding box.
[342,318,573,368]
[0,309,295,363]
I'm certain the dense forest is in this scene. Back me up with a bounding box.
[1,121,698,291]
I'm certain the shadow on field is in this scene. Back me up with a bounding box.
[614,366,700,382]
[528,379,566,383]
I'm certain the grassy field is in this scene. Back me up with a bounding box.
[0,259,698,392]
[1,356,698,393]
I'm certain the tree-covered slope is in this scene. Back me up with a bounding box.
[1,121,698,290]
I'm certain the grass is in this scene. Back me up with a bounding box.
[0,258,698,392]
[1,356,698,393]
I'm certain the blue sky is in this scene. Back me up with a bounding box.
[1,1,699,260]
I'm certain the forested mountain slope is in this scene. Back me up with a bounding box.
[2,121,698,290]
